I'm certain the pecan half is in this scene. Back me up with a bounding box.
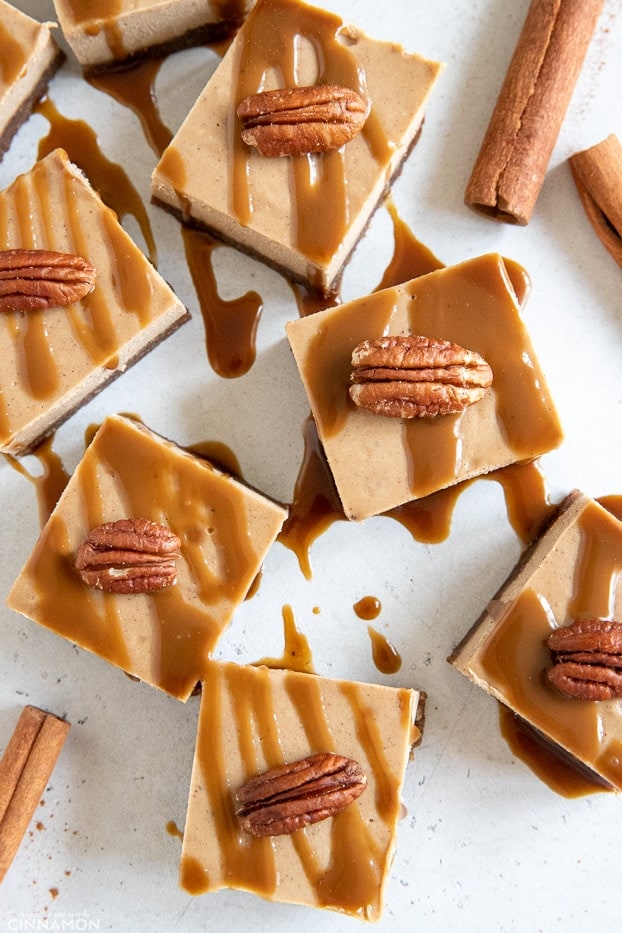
[349,335,493,418]
[75,518,181,595]
[546,618,622,700]
[0,248,96,312]
[236,85,367,157]
[235,751,367,836]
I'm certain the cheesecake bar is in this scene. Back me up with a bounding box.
[151,0,443,296]
[449,491,622,791]
[6,415,288,701]
[180,659,422,919]
[0,148,189,457]
[52,0,254,72]
[286,253,563,520]
[0,1,64,160]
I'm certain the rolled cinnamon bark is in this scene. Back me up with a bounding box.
[569,134,622,267]
[0,705,70,882]
[465,0,605,225]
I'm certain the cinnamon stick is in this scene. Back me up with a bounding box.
[0,705,70,883]
[465,0,605,225]
[569,134,622,267]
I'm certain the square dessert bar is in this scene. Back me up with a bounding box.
[151,0,443,296]
[53,0,254,72]
[286,253,563,521]
[180,659,422,920]
[0,1,64,160]
[6,415,287,701]
[0,148,189,457]
[449,491,622,791]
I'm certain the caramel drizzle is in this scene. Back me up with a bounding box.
[479,502,622,790]
[284,675,392,914]
[4,171,59,399]
[183,663,406,917]
[230,0,391,267]
[19,420,261,697]
[0,21,28,86]
[36,97,157,265]
[401,259,557,496]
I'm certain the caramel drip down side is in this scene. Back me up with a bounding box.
[230,0,391,266]
[61,0,122,23]
[36,98,158,266]
[61,0,125,59]
[0,22,29,86]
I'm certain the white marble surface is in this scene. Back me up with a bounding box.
[1,0,621,930]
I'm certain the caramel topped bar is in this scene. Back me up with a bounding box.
[151,0,442,295]
[286,253,563,520]
[180,660,421,919]
[0,149,189,456]
[450,491,622,791]
[6,415,287,700]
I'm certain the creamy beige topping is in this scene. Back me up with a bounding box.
[0,149,188,456]
[6,415,287,700]
[451,493,622,790]
[53,0,253,68]
[151,0,442,293]
[286,253,563,519]
[180,660,419,919]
